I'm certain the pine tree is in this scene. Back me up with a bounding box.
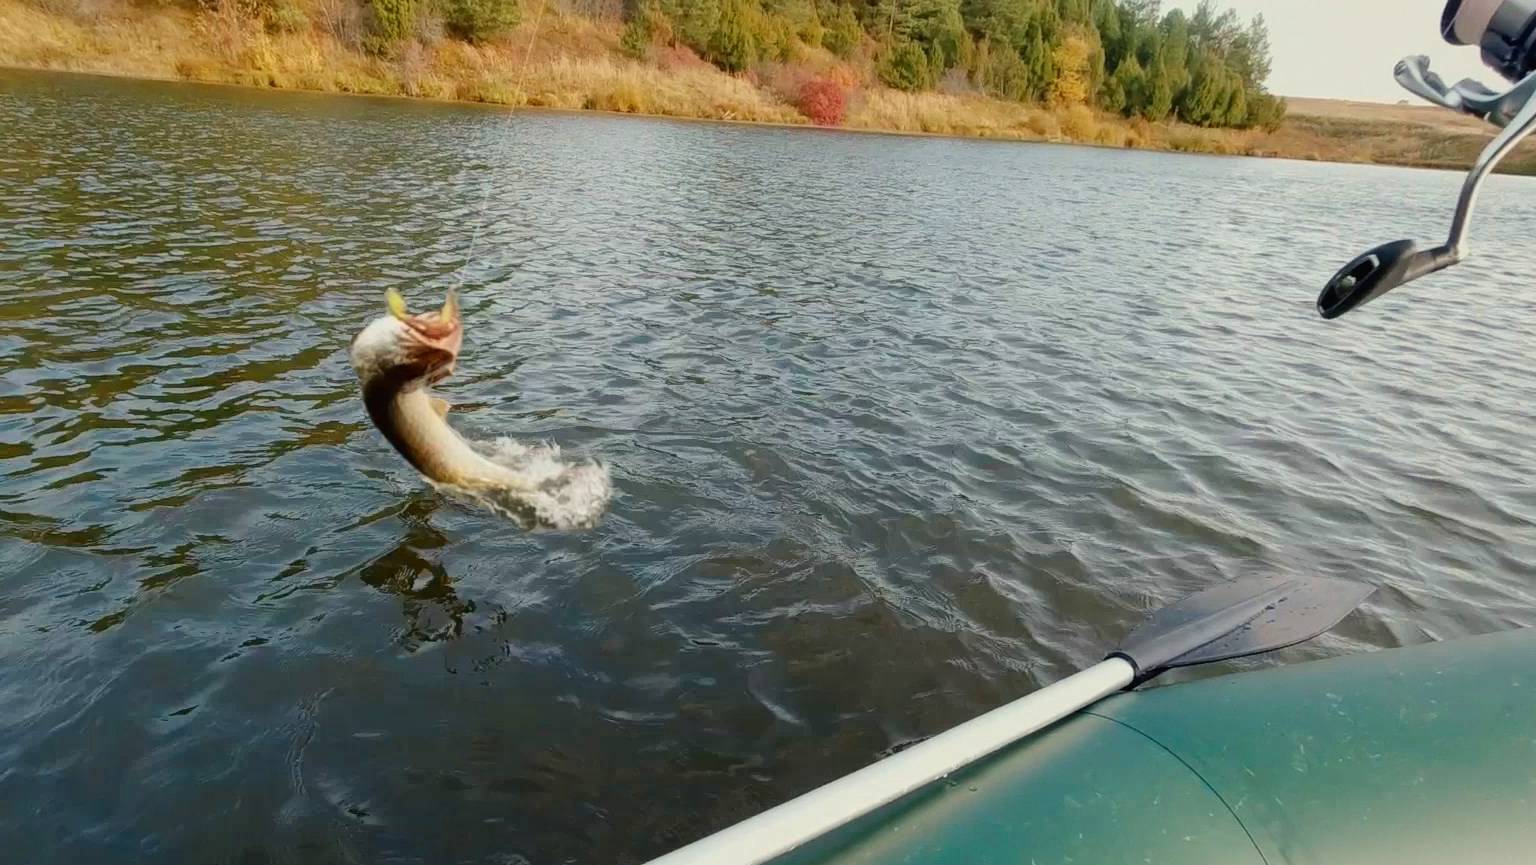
[1023,24,1056,100]
[708,0,758,72]
[823,3,863,56]
[975,38,1032,101]
[659,0,719,52]
[1104,54,1142,114]
[1142,55,1173,120]
[1178,52,1222,125]
[879,37,935,90]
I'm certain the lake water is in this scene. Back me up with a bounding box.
[3,68,1536,864]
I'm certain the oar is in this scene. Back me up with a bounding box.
[644,576,1374,865]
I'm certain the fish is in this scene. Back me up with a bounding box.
[349,288,534,492]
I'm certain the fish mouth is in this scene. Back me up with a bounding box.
[387,288,463,383]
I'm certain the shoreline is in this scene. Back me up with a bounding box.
[5,0,1534,176]
[3,60,1498,177]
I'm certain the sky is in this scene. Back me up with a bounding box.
[1165,0,1500,103]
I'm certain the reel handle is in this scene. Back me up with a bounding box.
[1318,241,1458,319]
[1318,58,1536,319]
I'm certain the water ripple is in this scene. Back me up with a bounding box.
[3,69,1536,864]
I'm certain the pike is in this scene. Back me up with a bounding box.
[349,289,532,492]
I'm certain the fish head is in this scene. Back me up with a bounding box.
[350,289,463,385]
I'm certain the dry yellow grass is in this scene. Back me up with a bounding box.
[845,91,1185,150]
[0,0,192,79]
[848,89,1040,138]
[1278,96,1536,172]
[1287,96,1494,133]
[515,55,801,120]
[0,0,803,119]
[2,0,1531,173]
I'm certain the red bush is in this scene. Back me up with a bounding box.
[797,77,848,127]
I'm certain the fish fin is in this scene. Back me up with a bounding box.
[430,396,450,419]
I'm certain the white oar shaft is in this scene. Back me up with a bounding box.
[644,657,1137,865]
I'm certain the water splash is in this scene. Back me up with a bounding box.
[429,438,613,530]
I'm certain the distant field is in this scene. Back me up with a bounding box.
[1286,97,1496,133]
[1271,96,1536,175]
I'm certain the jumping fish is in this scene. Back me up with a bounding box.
[349,288,533,492]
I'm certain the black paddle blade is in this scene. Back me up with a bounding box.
[1110,577,1374,681]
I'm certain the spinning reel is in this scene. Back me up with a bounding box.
[1318,0,1536,318]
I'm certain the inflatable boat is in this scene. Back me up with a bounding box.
[775,626,1536,865]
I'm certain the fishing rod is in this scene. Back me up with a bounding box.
[1319,0,1536,318]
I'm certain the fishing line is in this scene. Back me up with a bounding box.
[453,0,551,290]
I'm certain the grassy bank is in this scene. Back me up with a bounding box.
[5,0,1536,173]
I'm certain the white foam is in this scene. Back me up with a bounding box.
[428,437,613,530]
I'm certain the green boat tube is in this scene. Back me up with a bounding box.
[775,627,1536,865]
